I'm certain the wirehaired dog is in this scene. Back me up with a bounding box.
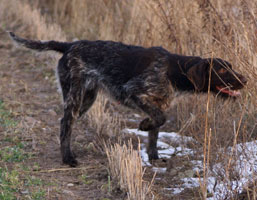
[9,32,247,167]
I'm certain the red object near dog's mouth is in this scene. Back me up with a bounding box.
[216,86,241,97]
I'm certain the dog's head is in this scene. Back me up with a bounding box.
[187,58,247,98]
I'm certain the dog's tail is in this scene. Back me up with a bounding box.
[8,32,72,54]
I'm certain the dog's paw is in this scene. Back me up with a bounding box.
[62,152,78,167]
[139,118,155,131]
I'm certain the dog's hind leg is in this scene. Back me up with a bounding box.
[60,85,83,167]
[60,87,98,166]
[60,78,98,167]
[58,53,98,166]
[60,103,78,167]
[60,92,81,167]
[79,84,98,118]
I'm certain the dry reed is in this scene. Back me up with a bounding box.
[1,0,256,198]
[105,140,155,200]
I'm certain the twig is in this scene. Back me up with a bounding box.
[35,166,96,173]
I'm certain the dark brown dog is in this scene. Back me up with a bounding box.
[9,32,247,167]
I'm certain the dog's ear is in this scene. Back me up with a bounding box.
[186,60,209,91]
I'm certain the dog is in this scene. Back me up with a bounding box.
[9,32,247,167]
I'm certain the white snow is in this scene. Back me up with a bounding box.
[125,128,194,162]
[152,167,167,173]
[206,140,257,199]
[123,128,257,199]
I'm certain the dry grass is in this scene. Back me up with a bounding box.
[1,0,256,198]
[0,0,66,42]
[105,140,155,200]
[87,94,123,137]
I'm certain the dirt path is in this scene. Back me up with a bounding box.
[0,29,126,200]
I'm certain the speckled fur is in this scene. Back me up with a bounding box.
[9,32,247,167]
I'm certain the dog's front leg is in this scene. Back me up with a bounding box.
[147,128,159,160]
[131,95,166,160]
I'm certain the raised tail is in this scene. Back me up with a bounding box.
[8,32,72,54]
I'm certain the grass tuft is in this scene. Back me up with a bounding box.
[105,140,155,200]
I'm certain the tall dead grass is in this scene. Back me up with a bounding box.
[105,140,155,200]
[87,95,123,137]
[0,0,66,42]
[2,0,257,198]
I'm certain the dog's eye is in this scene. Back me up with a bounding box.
[218,68,227,74]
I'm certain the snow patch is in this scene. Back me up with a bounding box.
[123,128,257,199]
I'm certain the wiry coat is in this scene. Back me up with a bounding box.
[9,32,247,167]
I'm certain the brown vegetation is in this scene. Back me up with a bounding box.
[0,0,256,199]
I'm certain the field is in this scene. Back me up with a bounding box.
[0,0,256,199]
